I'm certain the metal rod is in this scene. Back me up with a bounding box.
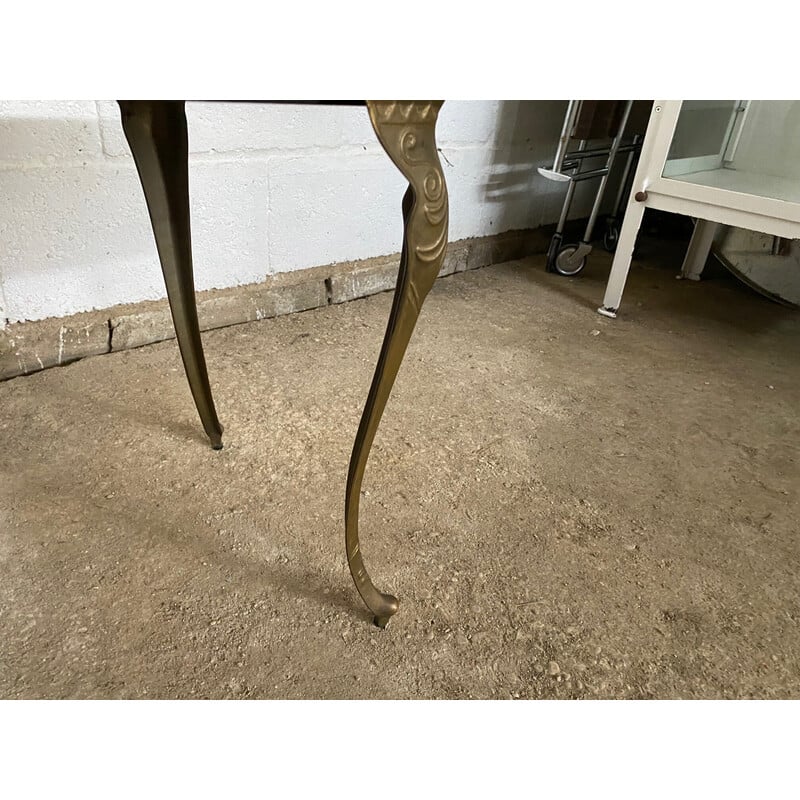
[551,100,581,174]
[556,181,578,234]
[611,134,642,219]
[563,142,640,161]
[555,139,587,235]
[582,101,634,243]
[723,100,751,164]
[568,168,610,183]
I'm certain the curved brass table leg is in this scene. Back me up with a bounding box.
[118,100,224,450]
[346,101,449,627]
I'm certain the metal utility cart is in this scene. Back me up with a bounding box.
[539,100,647,276]
[598,100,800,318]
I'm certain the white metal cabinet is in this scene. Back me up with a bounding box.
[598,100,800,317]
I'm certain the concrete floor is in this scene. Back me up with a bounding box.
[1,251,799,699]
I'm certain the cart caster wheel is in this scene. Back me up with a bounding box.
[603,227,619,252]
[545,233,563,273]
[554,244,587,277]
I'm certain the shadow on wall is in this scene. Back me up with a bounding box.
[483,100,627,234]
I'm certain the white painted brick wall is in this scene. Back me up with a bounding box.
[0,100,606,326]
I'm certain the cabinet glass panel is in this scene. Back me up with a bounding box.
[663,100,800,204]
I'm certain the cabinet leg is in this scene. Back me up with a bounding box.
[118,101,223,449]
[681,219,719,281]
[345,102,449,626]
[599,197,646,318]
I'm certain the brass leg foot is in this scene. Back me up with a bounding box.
[345,101,449,625]
[373,613,394,630]
[118,100,224,450]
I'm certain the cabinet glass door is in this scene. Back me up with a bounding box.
[663,100,800,204]
[663,100,741,176]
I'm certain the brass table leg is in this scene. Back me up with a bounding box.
[346,101,449,627]
[118,101,224,449]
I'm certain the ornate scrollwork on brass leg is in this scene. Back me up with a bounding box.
[345,101,449,627]
[118,100,224,450]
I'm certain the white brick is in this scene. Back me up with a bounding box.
[188,102,376,154]
[0,100,103,167]
[490,100,570,148]
[1,100,584,324]
[440,147,502,240]
[97,101,378,157]
[189,158,270,289]
[100,101,510,157]
[95,100,128,157]
[438,101,504,146]
[268,151,406,272]
[0,157,271,322]
[442,145,551,239]
[0,161,162,321]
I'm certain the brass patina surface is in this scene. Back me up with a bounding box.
[117,100,448,625]
[119,101,224,449]
[347,101,449,626]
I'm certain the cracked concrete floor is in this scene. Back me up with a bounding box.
[1,252,799,699]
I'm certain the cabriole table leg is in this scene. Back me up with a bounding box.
[345,101,449,627]
[118,100,224,449]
